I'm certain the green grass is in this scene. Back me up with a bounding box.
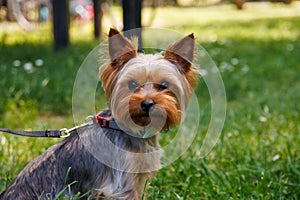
[1,2,300,199]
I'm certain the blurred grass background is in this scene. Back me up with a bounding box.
[0,2,300,199]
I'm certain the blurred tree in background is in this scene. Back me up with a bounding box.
[0,0,295,49]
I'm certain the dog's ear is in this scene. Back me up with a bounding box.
[108,28,137,68]
[164,33,195,74]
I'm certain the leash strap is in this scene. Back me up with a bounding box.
[0,113,122,138]
[0,128,62,138]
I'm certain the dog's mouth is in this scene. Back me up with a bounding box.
[132,108,166,118]
[131,115,150,126]
[127,98,179,130]
[130,112,166,127]
[134,112,164,118]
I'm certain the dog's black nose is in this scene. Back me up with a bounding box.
[141,99,155,113]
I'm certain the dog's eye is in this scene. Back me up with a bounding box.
[128,80,139,91]
[158,81,169,91]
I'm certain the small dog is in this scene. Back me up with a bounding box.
[0,28,199,200]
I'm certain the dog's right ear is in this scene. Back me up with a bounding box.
[108,28,138,69]
[164,33,195,74]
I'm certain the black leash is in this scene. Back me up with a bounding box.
[0,128,63,138]
[0,114,122,138]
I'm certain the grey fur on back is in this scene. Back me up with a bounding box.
[0,110,161,200]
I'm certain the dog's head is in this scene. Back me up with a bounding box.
[99,28,199,137]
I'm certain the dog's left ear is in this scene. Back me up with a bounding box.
[164,33,195,74]
[108,28,138,69]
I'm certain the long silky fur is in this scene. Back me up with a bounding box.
[0,110,161,200]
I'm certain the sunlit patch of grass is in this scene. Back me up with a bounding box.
[149,2,300,28]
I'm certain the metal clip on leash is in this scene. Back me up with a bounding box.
[59,118,95,138]
[59,128,71,138]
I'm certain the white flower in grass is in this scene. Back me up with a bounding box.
[12,60,21,67]
[259,116,267,122]
[35,59,44,67]
[272,154,280,162]
[241,65,249,74]
[231,58,239,65]
[24,62,34,73]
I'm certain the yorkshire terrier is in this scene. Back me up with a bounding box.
[0,28,199,200]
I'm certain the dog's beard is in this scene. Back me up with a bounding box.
[110,90,182,138]
[128,92,181,130]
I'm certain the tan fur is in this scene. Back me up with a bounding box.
[100,29,199,133]
[97,29,199,198]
